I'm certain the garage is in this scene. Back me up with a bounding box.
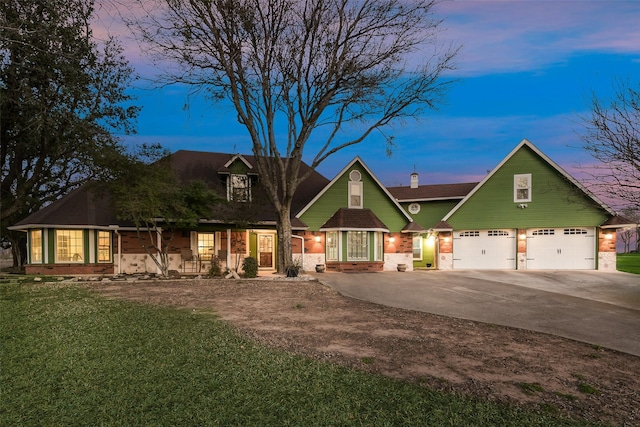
[453,229,516,269]
[526,228,596,270]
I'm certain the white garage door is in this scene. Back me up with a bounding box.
[526,228,596,270]
[453,230,516,269]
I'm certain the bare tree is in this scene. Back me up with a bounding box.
[130,0,458,272]
[580,79,640,210]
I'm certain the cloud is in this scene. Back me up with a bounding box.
[436,1,640,76]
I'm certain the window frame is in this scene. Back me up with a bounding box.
[228,173,251,202]
[347,231,369,261]
[97,231,112,263]
[514,173,532,203]
[412,235,422,260]
[326,231,339,261]
[55,229,84,263]
[197,232,216,258]
[29,229,43,264]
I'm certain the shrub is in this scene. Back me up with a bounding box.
[242,256,258,278]
[208,255,222,277]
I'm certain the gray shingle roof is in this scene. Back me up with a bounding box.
[387,182,478,201]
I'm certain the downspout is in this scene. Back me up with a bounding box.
[292,234,305,271]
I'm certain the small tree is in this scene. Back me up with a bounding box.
[110,147,221,276]
[580,79,640,210]
[130,0,458,272]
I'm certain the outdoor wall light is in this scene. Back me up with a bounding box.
[314,236,321,242]
[605,233,613,240]
[444,237,450,243]
[389,237,395,243]
[519,233,527,240]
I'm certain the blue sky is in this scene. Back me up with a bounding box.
[95,1,640,194]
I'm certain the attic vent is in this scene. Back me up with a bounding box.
[349,170,361,181]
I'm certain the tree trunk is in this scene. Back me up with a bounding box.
[276,206,293,274]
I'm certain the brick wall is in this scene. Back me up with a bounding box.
[598,229,617,253]
[26,263,115,276]
[326,261,384,272]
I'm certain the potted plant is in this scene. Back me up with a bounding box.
[397,263,407,272]
[315,263,326,273]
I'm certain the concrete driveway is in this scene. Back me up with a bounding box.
[315,270,640,356]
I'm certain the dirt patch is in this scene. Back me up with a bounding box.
[86,277,639,426]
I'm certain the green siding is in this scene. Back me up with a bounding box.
[299,161,408,232]
[447,146,609,229]
[403,200,460,229]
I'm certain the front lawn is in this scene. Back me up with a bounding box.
[1,283,597,426]
[617,252,640,274]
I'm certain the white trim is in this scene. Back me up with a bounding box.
[223,154,253,169]
[319,227,390,232]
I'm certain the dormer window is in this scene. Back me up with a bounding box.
[228,174,251,202]
[348,170,363,208]
[514,173,532,202]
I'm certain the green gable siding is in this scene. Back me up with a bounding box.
[299,161,407,231]
[447,146,609,229]
[404,200,460,229]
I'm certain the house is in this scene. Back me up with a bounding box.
[10,139,633,275]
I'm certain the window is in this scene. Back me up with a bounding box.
[326,231,338,261]
[348,170,363,208]
[413,235,422,260]
[514,174,532,202]
[459,231,480,237]
[29,230,43,264]
[532,229,554,236]
[374,232,383,261]
[56,230,83,263]
[347,231,368,260]
[98,231,112,263]
[488,230,510,237]
[197,233,215,258]
[564,228,588,235]
[228,174,250,202]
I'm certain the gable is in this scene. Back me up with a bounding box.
[445,143,610,229]
[298,158,409,232]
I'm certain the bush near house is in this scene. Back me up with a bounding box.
[1,284,586,427]
[617,253,640,274]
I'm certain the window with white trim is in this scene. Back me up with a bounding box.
[412,235,422,260]
[347,231,368,260]
[56,230,84,263]
[348,170,363,208]
[197,233,216,258]
[326,231,338,261]
[98,231,112,263]
[228,174,250,202]
[374,232,383,261]
[514,174,532,202]
[30,230,43,264]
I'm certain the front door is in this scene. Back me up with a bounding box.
[258,234,274,269]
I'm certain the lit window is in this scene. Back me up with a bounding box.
[228,174,250,202]
[29,230,43,264]
[326,231,338,261]
[56,230,84,263]
[349,181,363,208]
[412,235,422,260]
[514,174,532,202]
[98,231,111,263]
[347,231,368,261]
[197,233,215,258]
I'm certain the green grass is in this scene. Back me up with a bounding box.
[1,284,601,426]
[617,252,640,274]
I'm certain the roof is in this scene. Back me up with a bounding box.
[387,182,478,201]
[12,151,329,230]
[12,185,129,229]
[600,215,637,229]
[319,208,389,232]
